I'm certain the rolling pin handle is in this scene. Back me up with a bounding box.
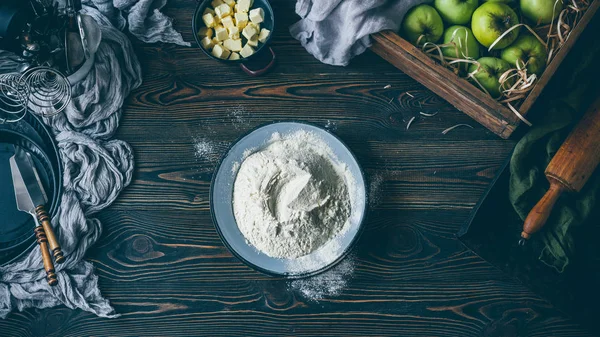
[520,182,565,244]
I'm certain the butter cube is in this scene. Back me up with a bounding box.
[215,4,232,19]
[248,22,260,32]
[237,0,253,12]
[211,0,224,8]
[200,36,214,50]
[228,26,240,39]
[221,16,235,30]
[242,25,258,40]
[223,0,235,7]
[258,28,270,43]
[203,7,215,16]
[229,52,240,60]
[224,39,243,51]
[247,36,258,47]
[202,13,216,28]
[239,44,254,58]
[234,12,249,29]
[197,27,213,38]
[249,8,264,24]
[215,25,229,41]
[212,44,231,59]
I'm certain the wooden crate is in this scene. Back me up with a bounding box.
[370,0,600,139]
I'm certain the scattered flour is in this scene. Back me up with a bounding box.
[233,130,356,259]
[227,105,249,129]
[368,173,384,207]
[193,137,228,164]
[324,120,337,131]
[289,256,355,301]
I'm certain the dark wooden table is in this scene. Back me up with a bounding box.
[0,1,595,336]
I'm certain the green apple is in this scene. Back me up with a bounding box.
[471,2,520,49]
[483,0,514,2]
[434,0,479,25]
[521,0,563,24]
[501,34,548,74]
[401,5,444,45]
[442,25,480,59]
[468,57,513,98]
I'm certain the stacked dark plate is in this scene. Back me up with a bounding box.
[0,112,62,266]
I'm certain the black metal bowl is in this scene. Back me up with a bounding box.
[192,0,276,76]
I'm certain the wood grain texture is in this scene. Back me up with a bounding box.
[0,0,594,335]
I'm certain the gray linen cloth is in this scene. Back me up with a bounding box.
[0,0,188,318]
[290,0,428,66]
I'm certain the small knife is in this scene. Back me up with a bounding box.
[10,146,64,285]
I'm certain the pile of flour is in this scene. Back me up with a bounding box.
[233,131,353,258]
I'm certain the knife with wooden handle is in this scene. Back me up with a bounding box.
[520,95,600,245]
[9,146,64,285]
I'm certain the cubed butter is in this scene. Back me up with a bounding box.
[239,44,254,58]
[229,52,241,60]
[234,12,249,29]
[211,0,224,8]
[223,0,235,7]
[249,22,260,32]
[247,36,258,47]
[237,0,253,12]
[228,26,240,39]
[221,16,235,29]
[214,4,232,19]
[249,8,264,24]
[258,28,270,43]
[200,36,214,50]
[197,27,213,38]
[215,25,229,41]
[224,39,243,51]
[203,7,215,16]
[242,25,258,40]
[202,13,216,28]
[212,44,231,59]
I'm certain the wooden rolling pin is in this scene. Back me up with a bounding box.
[520,95,600,245]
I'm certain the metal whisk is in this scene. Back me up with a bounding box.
[0,73,30,124]
[21,66,71,117]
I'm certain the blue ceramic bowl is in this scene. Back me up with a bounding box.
[210,122,367,278]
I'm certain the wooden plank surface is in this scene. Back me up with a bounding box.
[0,0,595,336]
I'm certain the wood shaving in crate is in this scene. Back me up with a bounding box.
[417,0,590,127]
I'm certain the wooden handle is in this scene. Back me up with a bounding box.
[34,226,58,286]
[35,205,64,264]
[545,95,600,192]
[520,182,565,244]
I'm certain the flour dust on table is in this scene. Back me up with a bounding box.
[289,256,355,301]
[233,130,357,259]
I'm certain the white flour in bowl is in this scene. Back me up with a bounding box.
[233,130,356,259]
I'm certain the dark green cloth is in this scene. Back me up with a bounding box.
[509,35,600,273]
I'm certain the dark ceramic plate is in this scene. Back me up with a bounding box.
[0,120,61,265]
[210,122,367,277]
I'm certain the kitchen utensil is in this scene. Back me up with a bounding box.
[0,73,29,123]
[0,117,61,267]
[10,145,64,263]
[211,122,367,277]
[9,147,56,285]
[21,66,71,117]
[192,0,276,76]
[520,95,600,244]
